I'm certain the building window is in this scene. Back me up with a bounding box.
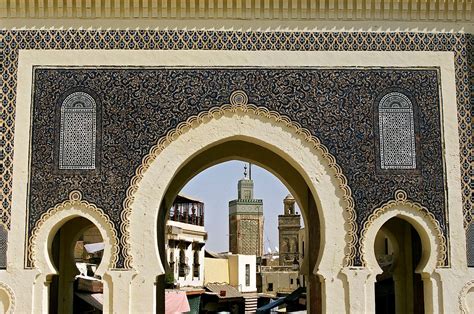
[59,91,97,170]
[178,248,186,277]
[378,92,416,170]
[193,250,200,278]
[467,224,474,267]
[245,264,250,286]
[267,283,273,292]
[169,251,175,272]
[0,224,7,269]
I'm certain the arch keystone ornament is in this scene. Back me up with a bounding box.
[27,190,119,269]
[360,189,448,268]
[121,90,358,269]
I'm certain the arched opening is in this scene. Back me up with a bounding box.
[0,285,13,313]
[129,106,351,313]
[155,140,322,313]
[48,217,105,314]
[463,288,474,313]
[374,217,425,314]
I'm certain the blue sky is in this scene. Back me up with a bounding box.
[180,160,303,254]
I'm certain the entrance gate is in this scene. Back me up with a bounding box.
[1,45,469,312]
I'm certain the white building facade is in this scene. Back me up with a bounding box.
[166,195,207,288]
[228,254,257,293]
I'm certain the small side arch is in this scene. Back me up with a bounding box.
[361,190,447,272]
[28,190,118,276]
[459,280,474,314]
[0,282,15,314]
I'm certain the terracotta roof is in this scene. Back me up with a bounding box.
[205,250,229,259]
[205,283,242,299]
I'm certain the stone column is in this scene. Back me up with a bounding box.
[102,269,136,313]
[318,270,348,313]
[341,267,377,314]
[420,272,440,314]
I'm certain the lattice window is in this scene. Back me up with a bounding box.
[59,92,96,170]
[0,224,7,269]
[467,223,474,267]
[378,92,416,169]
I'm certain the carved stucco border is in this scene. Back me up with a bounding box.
[27,191,119,268]
[120,90,358,269]
[459,279,474,314]
[0,282,15,313]
[360,190,448,267]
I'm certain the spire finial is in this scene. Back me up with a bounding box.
[244,164,248,179]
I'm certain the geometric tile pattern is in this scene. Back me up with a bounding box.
[378,92,416,169]
[240,219,260,256]
[28,67,445,267]
[0,30,471,268]
[59,92,96,170]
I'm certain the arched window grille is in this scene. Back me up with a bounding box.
[59,92,96,170]
[467,223,474,267]
[378,92,416,170]
[0,224,7,269]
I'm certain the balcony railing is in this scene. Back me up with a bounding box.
[170,202,204,226]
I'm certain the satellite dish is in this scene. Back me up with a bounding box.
[274,246,279,253]
[267,248,272,254]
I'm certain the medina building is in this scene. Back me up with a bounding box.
[0,2,473,313]
[165,194,206,288]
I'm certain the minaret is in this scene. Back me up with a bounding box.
[278,194,301,266]
[229,163,264,257]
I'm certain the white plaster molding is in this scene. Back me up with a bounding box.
[0,0,472,23]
